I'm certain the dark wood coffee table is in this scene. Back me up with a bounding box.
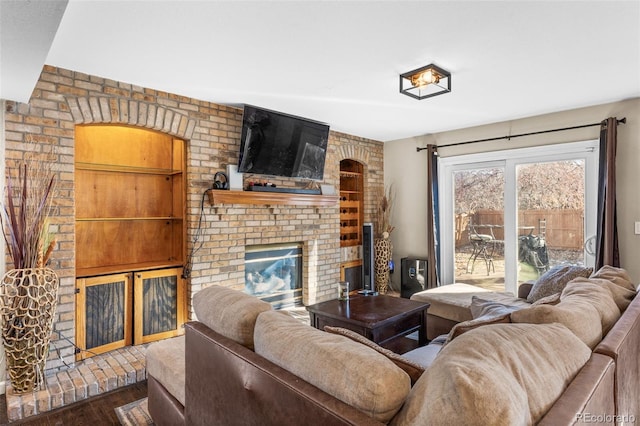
[306,294,430,352]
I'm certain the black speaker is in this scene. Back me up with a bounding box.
[359,223,377,295]
[401,257,428,298]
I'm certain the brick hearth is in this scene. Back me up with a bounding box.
[4,344,148,422]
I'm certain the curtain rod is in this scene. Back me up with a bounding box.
[416,117,627,152]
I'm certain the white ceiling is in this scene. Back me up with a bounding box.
[2,1,640,142]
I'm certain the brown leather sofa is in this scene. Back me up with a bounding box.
[148,277,640,425]
[184,321,384,426]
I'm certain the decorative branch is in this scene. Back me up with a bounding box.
[2,139,58,270]
[375,184,396,239]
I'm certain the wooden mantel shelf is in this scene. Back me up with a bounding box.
[207,189,339,207]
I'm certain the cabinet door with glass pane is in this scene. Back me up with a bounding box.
[76,273,133,361]
[134,267,186,344]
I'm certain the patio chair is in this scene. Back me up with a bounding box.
[466,221,496,275]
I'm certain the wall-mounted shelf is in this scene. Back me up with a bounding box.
[207,190,339,207]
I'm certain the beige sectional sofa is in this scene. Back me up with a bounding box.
[410,264,595,340]
[147,266,639,425]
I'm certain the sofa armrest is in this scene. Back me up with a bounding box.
[147,376,185,426]
[594,293,640,421]
[184,321,384,426]
[538,353,614,426]
[518,282,534,299]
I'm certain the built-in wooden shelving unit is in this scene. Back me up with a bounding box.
[340,160,364,246]
[74,125,186,360]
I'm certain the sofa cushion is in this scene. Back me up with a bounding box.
[527,265,593,303]
[323,326,425,385]
[589,265,637,311]
[390,323,591,426]
[511,290,603,348]
[411,283,529,323]
[146,335,186,406]
[254,311,410,423]
[400,342,443,370]
[561,279,621,334]
[192,285,271,350]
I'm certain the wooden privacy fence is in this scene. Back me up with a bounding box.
[456,209,584,250]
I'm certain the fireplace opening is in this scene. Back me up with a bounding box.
[244,243,303,308]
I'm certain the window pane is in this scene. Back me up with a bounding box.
[454,167,505,291]
[516,160,586,284]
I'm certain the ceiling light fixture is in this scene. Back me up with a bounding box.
[399,63,451,100]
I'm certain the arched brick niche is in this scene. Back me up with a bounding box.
[66,96,196,140]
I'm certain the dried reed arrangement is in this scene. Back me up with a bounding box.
[2,146,57,270]
[375,184,396,239]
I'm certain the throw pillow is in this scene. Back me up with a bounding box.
[390,323,591,426]
[531,292,561,306]
[255,311,410,423]
[445,311,512,343]
[470,295,523,319]
[323,326,425,385]
[526,265,593,303]
[192,284,272,350]
[444,296,521,344]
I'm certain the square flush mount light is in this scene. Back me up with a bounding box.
[399,63,451,100]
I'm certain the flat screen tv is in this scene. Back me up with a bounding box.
[237,105,329,180]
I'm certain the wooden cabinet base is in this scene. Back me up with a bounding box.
[75,267,186,361]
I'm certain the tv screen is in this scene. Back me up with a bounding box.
[237,105,329,180]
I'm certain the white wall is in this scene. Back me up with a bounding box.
[385,98,640,289]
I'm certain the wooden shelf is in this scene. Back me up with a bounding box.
[76,217,183,222]
[207,190,339,207]
[76,162,182,176]
[76,260,184,278]
[340,171,362,177]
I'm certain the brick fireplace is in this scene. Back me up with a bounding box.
[2,65,384,375]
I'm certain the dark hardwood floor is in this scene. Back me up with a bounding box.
[0,381,148,426]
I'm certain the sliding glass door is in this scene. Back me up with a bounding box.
[440,141,598,295]
[452,164,506,291]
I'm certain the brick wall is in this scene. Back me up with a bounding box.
[2,66,384,370]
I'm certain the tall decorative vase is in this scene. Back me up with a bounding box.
[0,268,59,393]
[374,238,393,294]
